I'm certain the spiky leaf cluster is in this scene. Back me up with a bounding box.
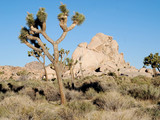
[66,58,78,69]
[59,4,69,15]
[37,8,47,23]
[19,27,29,43]
[59,48,70,60]
[28,50,41,58]
[144,53,160,71]
[58,13,65,21]
[26,13,35,27]
[72,12,85,25]
[59,48,65,55]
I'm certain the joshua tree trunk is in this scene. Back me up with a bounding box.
[42,55,48,81]
[54,62,66,104]
[70,67,75,89]
[54,44,66,104]
[42,63,48,81]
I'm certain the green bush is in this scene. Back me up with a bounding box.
[128,84,160,100]
[131,75,151,85]
[16,70,29,76]
[152,76,160,86]
[65,89,83,101]
[67,100,96,115]
[137,106,160,120]
[93,91,136,111]
[85,88,98,99]
[99,78,118,92]
[56,107,75,120]
[0,71,4,75]
[0,95,35,119]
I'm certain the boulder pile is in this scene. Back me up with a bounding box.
[72,33,153,77]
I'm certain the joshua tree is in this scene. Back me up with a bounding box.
[28,44,49,81]
[50,48,70,76]
[66,58,78,89]
[143,53,160,77]
[19,3,85,104]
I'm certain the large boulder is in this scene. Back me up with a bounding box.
[72,33,152,78]
[72,33,129,76]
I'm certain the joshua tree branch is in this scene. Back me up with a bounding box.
[60,19,67,31]
[24,41,42,52]
[31,26,55,45]
[55,32,67,44]
[67,22,77,31]
[27,35,55,64]
[41,31,55,45]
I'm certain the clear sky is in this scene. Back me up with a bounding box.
[0,0,159,69]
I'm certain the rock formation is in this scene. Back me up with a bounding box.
[72,33,153,77]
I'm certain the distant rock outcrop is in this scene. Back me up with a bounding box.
[25,61,43,71]
[72,33,152,77]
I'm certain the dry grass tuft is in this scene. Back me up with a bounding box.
[93,91,137,111]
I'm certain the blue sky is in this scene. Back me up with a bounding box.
[0,0,159,69]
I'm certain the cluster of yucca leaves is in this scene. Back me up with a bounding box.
[72,12,85,25]
[19,27,29,43]
[28,44,49,58]
[19,8,47,43]
[66,58,78,69]
[144,53,160,71]
[58,4,85,25]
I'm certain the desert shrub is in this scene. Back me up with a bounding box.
[23,79,60,101]
[93,91,136,111]
[131,75,152,85]
[105,110,151,120]
[152,76,160,86]
[85,88,98,99]
[22,79,43,88]
[55,100,96,120]
[0,71,4,75]
[85,109,151,120]
[56,107,75,120]
[0,92,16,101]
[0,95,35,119]
[65,89,83,101]
[33,102,59,120]
[19,87,36,100]
[119,83,132,95]
[43,86,60,101]
[98,78,118,92]
[67,100,96,115]
[0,95,60,120]
[16,70,29,76]
[0,82,9,94]
[128,84,160,100]
[137,106,160,120]
[115,76,131,85]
